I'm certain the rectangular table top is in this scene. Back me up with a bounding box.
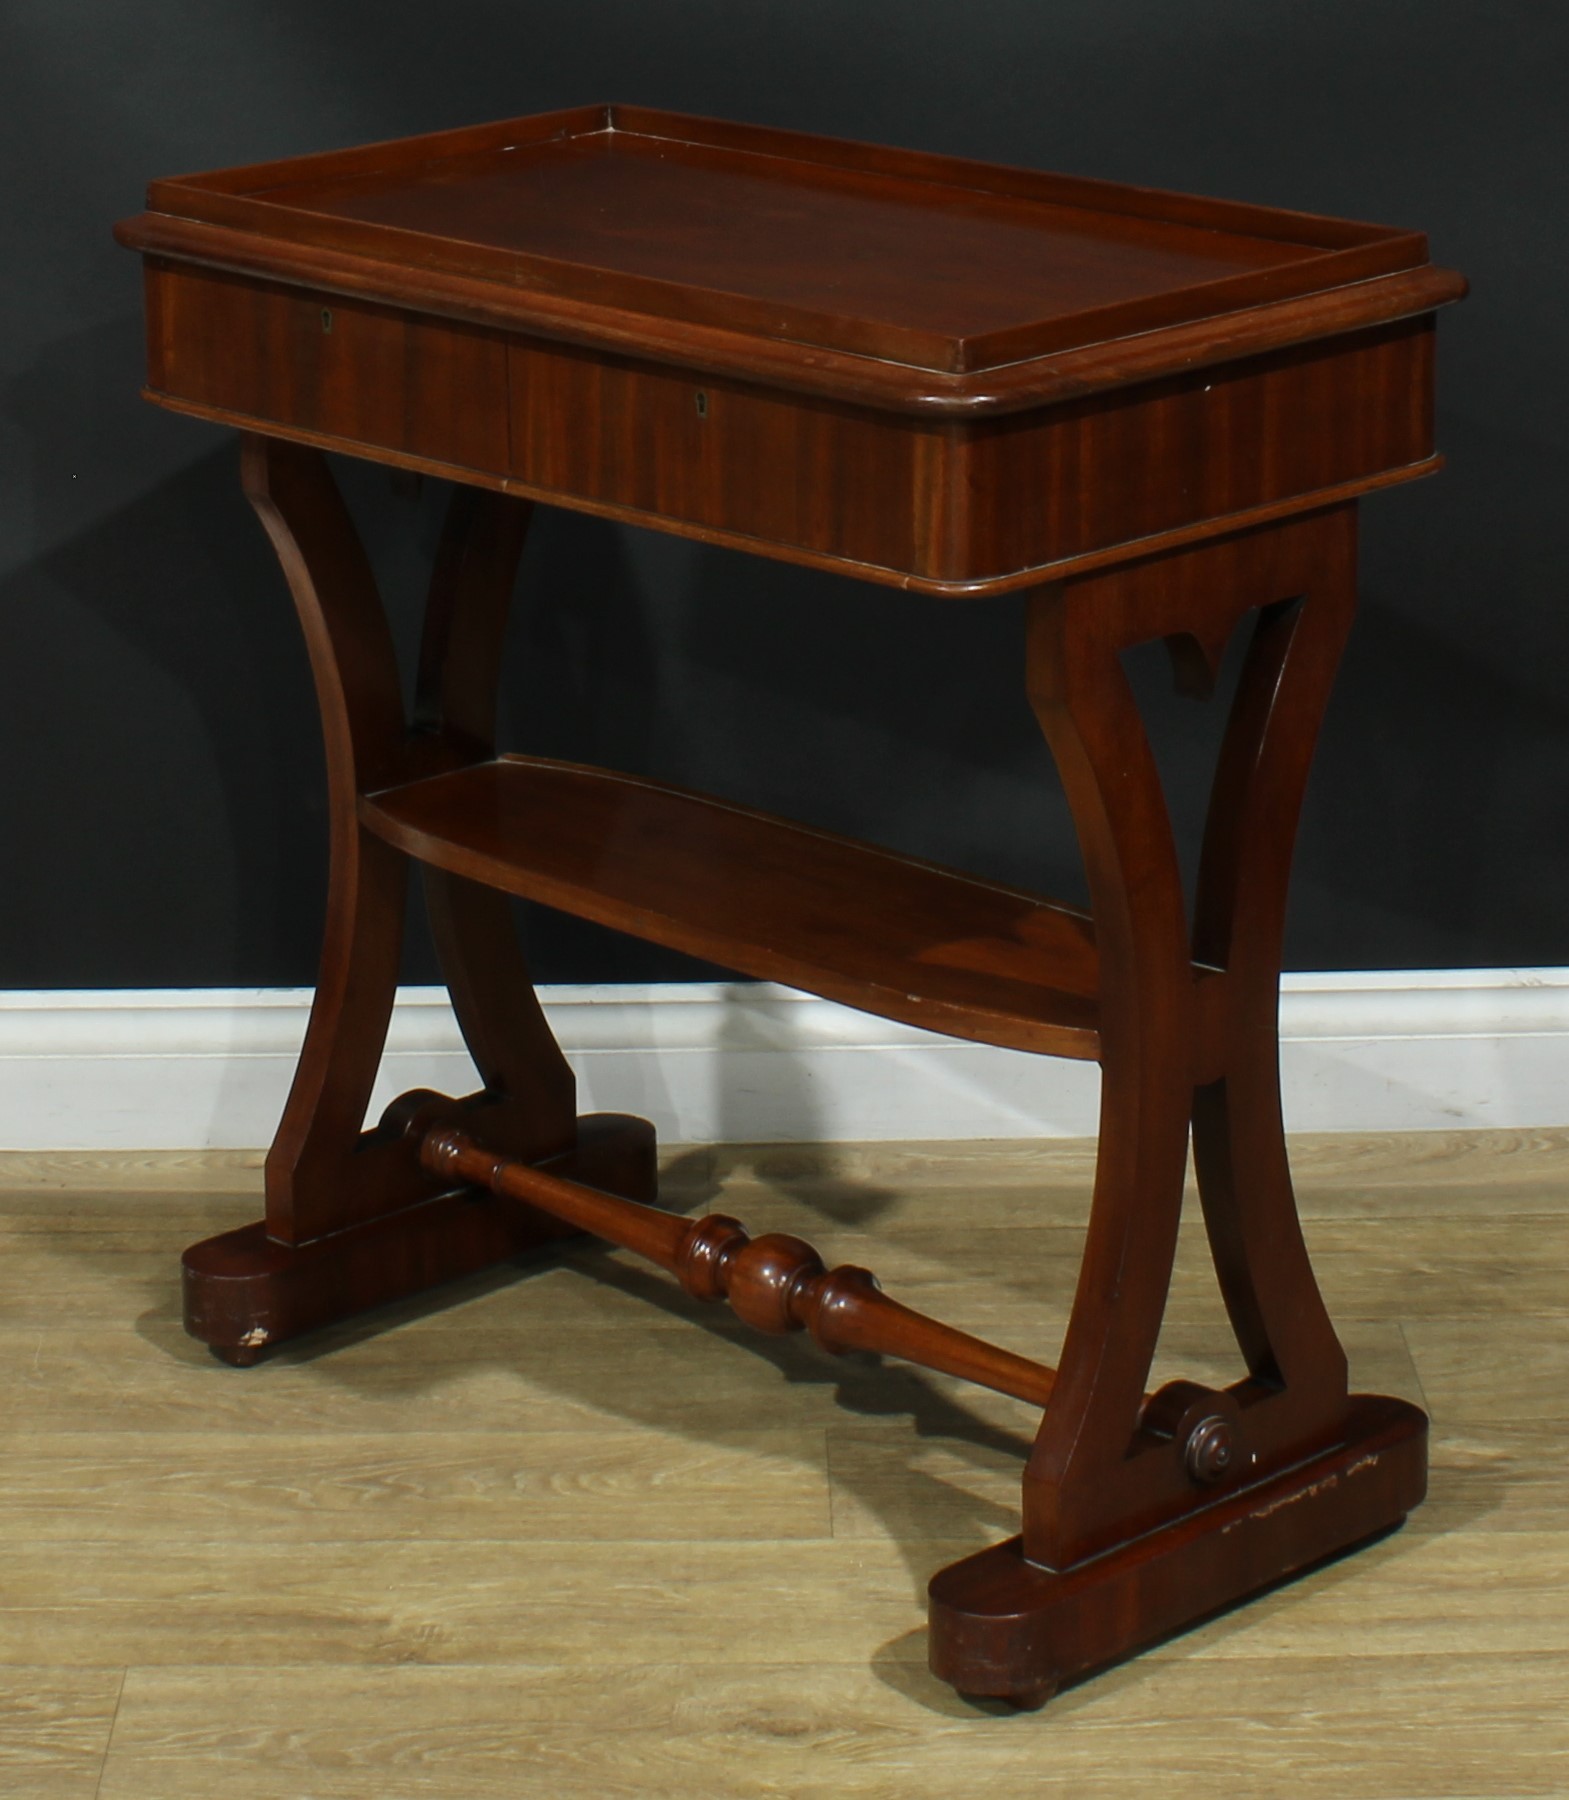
[118,108,1464,592]
[121,105,1462,411]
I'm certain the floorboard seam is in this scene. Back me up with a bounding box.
[91,1666,127,1800]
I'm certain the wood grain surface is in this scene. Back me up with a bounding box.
[362,756,1102,1057]
[118,108,1464,595]
[2,1129,1564,1797]
[128,105,1440,379]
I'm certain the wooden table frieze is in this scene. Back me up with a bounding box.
[117,104,1466,1707]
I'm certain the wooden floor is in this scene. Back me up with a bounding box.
[2,1131,1566,1798]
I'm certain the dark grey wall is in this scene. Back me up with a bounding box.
[4,1,1565,988]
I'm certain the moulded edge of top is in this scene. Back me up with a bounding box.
[115,105,1469,416]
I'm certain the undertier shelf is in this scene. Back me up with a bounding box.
[362,756,1102,1058]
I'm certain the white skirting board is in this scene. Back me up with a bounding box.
[0,971,1565,1151]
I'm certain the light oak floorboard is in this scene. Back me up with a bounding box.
[0,1430,830,1545]
[96,1656,1568,1800]
[0,1130,1563,1797]
[1402,1318,1569,1423]
[0,1669,123,1800]
[7,1527,1555,1671]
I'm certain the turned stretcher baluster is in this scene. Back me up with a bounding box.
[407,1098,1059,1409]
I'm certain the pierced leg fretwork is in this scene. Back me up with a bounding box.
[930,505,1427,1705]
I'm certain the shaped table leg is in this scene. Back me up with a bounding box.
[181,438,656,1362]
[930,507,1427,1703]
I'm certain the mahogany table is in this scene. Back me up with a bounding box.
[117,106,1466,1708]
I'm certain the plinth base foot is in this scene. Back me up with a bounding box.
[929,1393,1427,1706]
[183,1112,657,1362]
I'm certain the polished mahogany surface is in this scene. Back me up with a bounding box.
[362,756,1101,1058]
[117,112,1463,1709]
[124,105,1459,396]
[117,107,1463,593]
[248,131,1318,369]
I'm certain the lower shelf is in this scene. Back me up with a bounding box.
[363,755,1104,1057]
